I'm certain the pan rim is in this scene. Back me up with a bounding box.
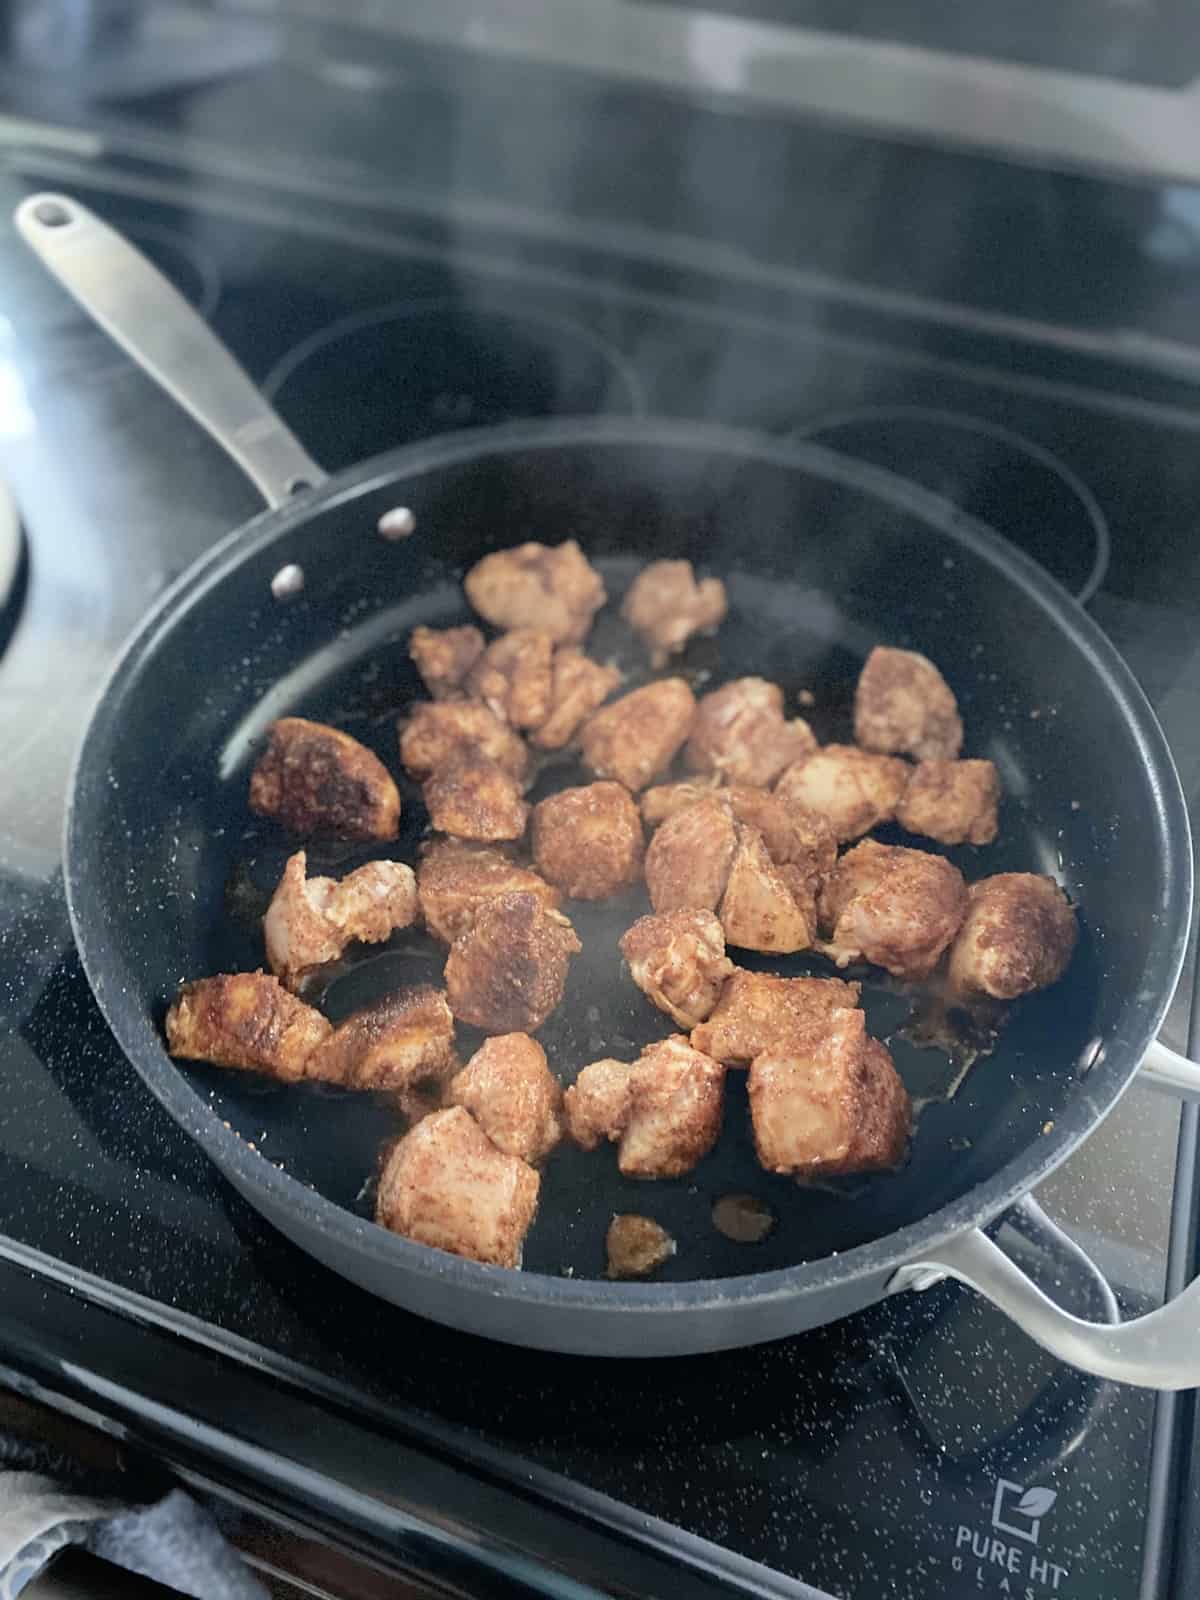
[64,415,1194,1318]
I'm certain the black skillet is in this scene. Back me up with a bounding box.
[20,193,1200,1384]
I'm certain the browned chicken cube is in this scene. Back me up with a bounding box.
[444,891,581,1033]
[820,839,967,980]
[409,624,485,700]
[464,540,606,644]
[621,560,728,665]
[563,1058,634,1151]
[855,645,963,762]
[467,629,555,729]
[416,838,561,944]
[530,647,622,751]
[399,699,528,785]
[250,718,401,841]
[423,750,529,842]
[686,678,817,788]
[446,1033,563,1163]
[166,972,332,1081]
[581,678,696,792]
[691,970,861,1066]
[606,1214,677,1278]
[376,1106,539,1268]
[640,777,721,829]
[264,851,418,991]
[620,1036,725,1179]
[305,986,458,1091]
[531,781,644,900]
[644,793,737,913]
[619,909,735,1029]
[724,786,834,873]
[719,823,814,954]
[948,873,1077,999]
[775,745,909,842]
[748,1008,910,1177]
[895,759,1000,846]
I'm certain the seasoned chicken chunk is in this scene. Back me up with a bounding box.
[691,970,861,1066]
[719,824,814,953]
[748,1008,910,1177]
[416,838,560,944]
[581,678,696,792]
[820,839,967,980]
[775,744,909,843]
[896,759,1000,847]
[686,678,816,788]
[531,781,644,900]
[622,560,727,665]
[376,1106,539,1268]
[423,750,529,842]
[530,646,621,751]
[398,700,528,784]
[855,645,963,762]
[644,793,737,913]
[446,1033,563,1163]
[166,972,331,1082]
[467,628,555,729]
[948,873,1077,999]
[444,891,581,1033]
[409,624,485,700]
[563,1058,634,1151]
[250,717,400,841]
[565,1038,724,1177]
[464,540,606,644]
[264,851,418,991]
[305,986,458,1091]
[640,777,721,829]
[606,1214,676,1278]
[619,909,735,1029]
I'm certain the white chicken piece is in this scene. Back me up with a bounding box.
[249,717,401,842]
[686,677,816,788]
[398,700,528,784]
[530,647,622,751]
[562,1058,635,1151]
[775,744,909,843]
[719,823,814,954]
[581,678,697,792]
[854,645,963,762]
[409,624,485,700]
[564,1038,725,1178]
[446,1033,563,1163]
[948,873,1077,999]
[264,851,419,991]
[644,794,738,913]
[464,540,606,644]
[619,909,735,1029]
[416,838,561,944]
[820,839,967,980]
[531,781,644,900]
[422,750,529,842]
[165,972,332,1082]
[895,759,1000,847]
[621,560,728,665]
[305,986,459,1092]
[691,970,861,1066]
[466,628,555,730]
[376,1106,540,1268]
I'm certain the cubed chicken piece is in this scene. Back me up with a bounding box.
[563,1058,634,1151]
[619,1036,725,1179]
[446,1033,563,1163]
[250,717,400,841]
[619,909,735,1029]
[724,786,835,873]
[165,972,332,1081]
[748,1008,910,1177]
[581,678,696,792]
[464,540,606,644]
[686,678,817,788]
[622,559,728,666]
[530,647,622,751]
[531,781,644,900]
[896,759,1000,847]
[416,838,560,944]
[820,839,967,980]
[640,777,721,829]
[948,873,1077,999]
[444,891,581,1033]
[606,1214,676,1279]
[409,624,485,700]
[376,1106,539,1268]
[855,645,963,762]
[398,700,528,784]
[467,628,555,729]
[644,794,738,913]
[264,851,418,991]
[305,986,458,1091]
[423,750,529,842]
[719,824,813,954]
[691,969,861,1066]
[775,745,909,843]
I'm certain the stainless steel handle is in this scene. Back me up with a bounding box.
[15,193,327,511]
[1139,1036,1200,1101]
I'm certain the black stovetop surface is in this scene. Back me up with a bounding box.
[2,82,1200,1596]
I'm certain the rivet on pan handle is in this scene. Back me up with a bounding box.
[15,193,328,511]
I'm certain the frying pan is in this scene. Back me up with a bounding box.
[20,194,1200,1385]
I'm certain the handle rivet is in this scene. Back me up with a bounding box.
[33,199,72,228]
[378,506,416,540]
[271,563,305,600]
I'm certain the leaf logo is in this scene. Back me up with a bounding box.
[1015,1488,1057,1519]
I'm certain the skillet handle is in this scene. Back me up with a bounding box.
[14,193,327,510]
